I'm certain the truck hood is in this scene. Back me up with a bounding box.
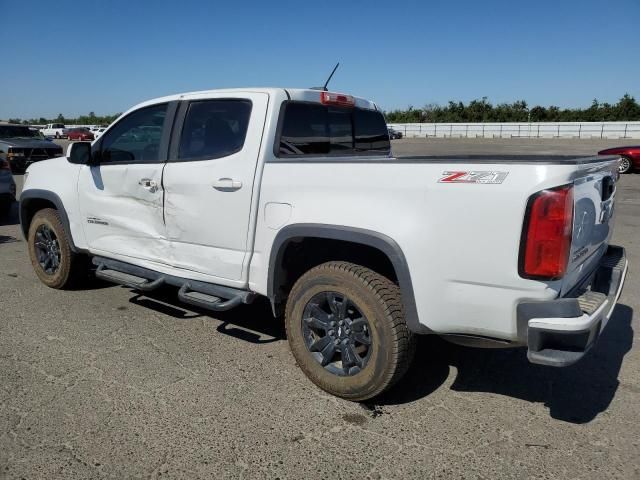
[0,138,60,149]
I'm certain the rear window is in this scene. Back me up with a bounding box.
[277,102,390,156]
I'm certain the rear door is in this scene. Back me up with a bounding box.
[162,92,268,282]
[78,102,177,264]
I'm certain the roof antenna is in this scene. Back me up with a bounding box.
[311,63,340,91]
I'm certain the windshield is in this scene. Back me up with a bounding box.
[0,126,40,139]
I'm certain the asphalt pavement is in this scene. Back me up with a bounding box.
[1,138,638,479]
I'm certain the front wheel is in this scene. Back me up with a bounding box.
[619,156,632,174]
[28,208,86,289]
[285,261,415,401]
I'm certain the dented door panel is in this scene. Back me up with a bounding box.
[163,92,269,281]
[78,163,169,263]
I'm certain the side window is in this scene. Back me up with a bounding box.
[178,99,252,161]
[278,102,390,157]
[100,104,167,163]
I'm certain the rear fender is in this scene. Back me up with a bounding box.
[267,223,427,334]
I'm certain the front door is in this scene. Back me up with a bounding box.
[78,102,176,265]
[162,92,268,282]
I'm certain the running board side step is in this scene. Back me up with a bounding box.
[96,264,165,292]
[92,256,255,312]
[178,284,245,311]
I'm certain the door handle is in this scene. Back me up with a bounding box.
[138,178,158,192]
[212,178,242,191]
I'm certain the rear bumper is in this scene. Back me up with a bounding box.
[517,245,627,367]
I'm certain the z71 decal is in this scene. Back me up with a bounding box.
[439,171,509,184]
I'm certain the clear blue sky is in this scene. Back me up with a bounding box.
[2,0,639,119]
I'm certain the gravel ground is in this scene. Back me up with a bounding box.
[0,139,638,479]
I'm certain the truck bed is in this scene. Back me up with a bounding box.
[395,154,619,164]
[272,155,619,164]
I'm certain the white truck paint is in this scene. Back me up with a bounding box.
[40,123,66,138]
[20,87,628,399]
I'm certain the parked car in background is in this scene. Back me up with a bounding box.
[598,145,640,174]
[92,127,107,139]
[0,124,63,173]
[40,123,67,139]
[388,127,403,139]
[0,157,16,217]
[67,128,95,141]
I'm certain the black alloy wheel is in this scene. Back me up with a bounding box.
[302,291,373,376]
[33,224,61,275]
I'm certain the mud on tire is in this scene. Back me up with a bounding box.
[28,208,87,289]
[285,261,416,401]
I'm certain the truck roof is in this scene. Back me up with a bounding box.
[129,87,378,113]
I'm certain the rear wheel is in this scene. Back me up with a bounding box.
[285,261,415,401]
[28,208,86,289]
[619,156,632,174]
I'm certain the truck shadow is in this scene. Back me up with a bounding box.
[378,304,634,424]
[124,286,633,423]
[128,289,285,344]
[0,235,19,244]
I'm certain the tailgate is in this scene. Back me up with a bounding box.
[560,159,620,296]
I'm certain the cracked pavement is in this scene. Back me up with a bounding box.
[0,139,638,479]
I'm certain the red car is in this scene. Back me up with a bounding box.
[598,145,640,174]
[67,128,95,141]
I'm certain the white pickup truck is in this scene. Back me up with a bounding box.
[20,88,628,401]
[40,123,67,139]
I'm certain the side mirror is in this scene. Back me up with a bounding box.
[67,141,92,165]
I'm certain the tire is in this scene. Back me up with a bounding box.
[27,208,86,289]
[285,261,416,401]
[619,156,632,174]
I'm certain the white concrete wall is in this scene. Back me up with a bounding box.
[387,122,640,139]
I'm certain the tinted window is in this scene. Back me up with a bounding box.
[178,99,252,161]
[354,109,390,152]
[328,108,353,152]
[0,126,38,138]
[100,104,167,163]
[278,102,389,156]
[279,103,328,155]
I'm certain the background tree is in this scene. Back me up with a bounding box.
[385,94,640,123]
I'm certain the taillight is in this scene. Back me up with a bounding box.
[0,159,9,170]
[519,184,574,280]
[320,91,355,107]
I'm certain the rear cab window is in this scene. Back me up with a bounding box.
[277,101,390,157]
